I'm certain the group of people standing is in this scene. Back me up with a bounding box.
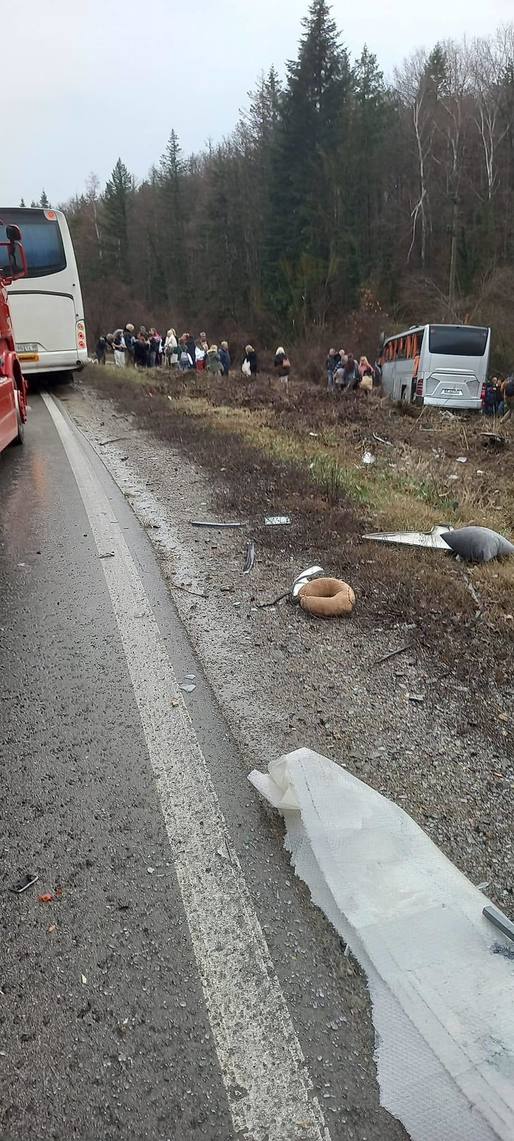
[326,348,381,393]
[95,325,292,384]
[482,374,514,419]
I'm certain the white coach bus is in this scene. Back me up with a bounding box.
[380,323,491,411]
[0,207,87,376]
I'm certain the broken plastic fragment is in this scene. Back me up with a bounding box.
[265,516,291,526]
[180,683,196,694]
[363,525,453,550]
[248,747,514,1141]
[362,451,376,465]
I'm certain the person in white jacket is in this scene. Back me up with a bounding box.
[164,328,178,368]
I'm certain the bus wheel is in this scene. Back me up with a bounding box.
[12,391,24,445]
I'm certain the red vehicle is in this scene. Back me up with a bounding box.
[0,222,28,451]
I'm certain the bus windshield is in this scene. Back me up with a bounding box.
[428,325,488,357]
[0,211,66,278]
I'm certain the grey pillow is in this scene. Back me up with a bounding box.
[442,526,514,563]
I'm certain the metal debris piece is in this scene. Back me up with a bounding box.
[180,683,196,694]
[265,516,291,526]
[10,874,38,894]
[363,525,453,550]
[362,451,376,466]
[99,552,115,559]
[184,674,196,681]
[373,432,393,447]
[373,644,412,667]
[456,456,467,464]
[483,904,514,942]
[407,693,424,703]
[291,566,325,600]
[243,540,256,575]
[191,520,248,529]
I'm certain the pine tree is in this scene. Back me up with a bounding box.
[351,46,390,284]
[264,0,352,325]
[102,158,134,283]
[40,190,50,208]
[158,130,189,310]
[19,198,26,208]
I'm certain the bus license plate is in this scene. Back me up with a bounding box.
[442,388,462,395]
[18,353,40,362]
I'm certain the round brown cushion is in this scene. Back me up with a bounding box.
[298,577,355,617]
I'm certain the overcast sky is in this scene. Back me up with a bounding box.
[4,0,512,206]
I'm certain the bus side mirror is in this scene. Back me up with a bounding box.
[6,224,22,243]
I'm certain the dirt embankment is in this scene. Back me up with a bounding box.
[61,369,514,914]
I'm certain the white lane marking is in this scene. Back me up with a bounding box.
[42,392,330,1141]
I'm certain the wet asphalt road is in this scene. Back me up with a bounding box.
[0,393,406,1141]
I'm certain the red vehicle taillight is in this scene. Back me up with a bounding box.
[76,320,87,351]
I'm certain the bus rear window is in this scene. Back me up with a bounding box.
[429,326,488,357]
[0,209,66,277]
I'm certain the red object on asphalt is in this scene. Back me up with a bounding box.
[0,221,29,452]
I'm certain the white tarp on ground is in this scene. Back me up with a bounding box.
[249,748,514,1141]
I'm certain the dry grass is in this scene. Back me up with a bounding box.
[84,363,514,644]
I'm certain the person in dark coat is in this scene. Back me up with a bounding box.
[96,335,107,365]
[219,341,231,376]
[134,333,149,369]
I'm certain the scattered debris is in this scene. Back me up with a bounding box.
[373,644,412,667]
[291,565,325,600]
[168,580,206,598]
[184,674,196,681]
[480,431,507,448]
[97,436,129,446]
[216,842,231,861]
[363,525,453,550]
[170,698,180,707]
[38,892,55,904]
[81,974,88,986]
[483,904,514,942]
[362,451,376,466]
[373,432,393,447]
[47,924,57,934]
[191,519,248,529]
[249,747,514,1141]
[298,578,355,618]
[442,526,514,564]
[180,683,196,693]
[455,456,467,464]
[10,874,38,894]
[308,431,319,437]
[407,693,424,703]
[491,941,514,961]
[265,516,291,526]
[243,540,256,575]
[256,590,291,610]
[99,552,115,559]
[147,867,155,875]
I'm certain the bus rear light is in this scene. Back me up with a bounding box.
[76,320,86,350]
[44,210,57,221]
